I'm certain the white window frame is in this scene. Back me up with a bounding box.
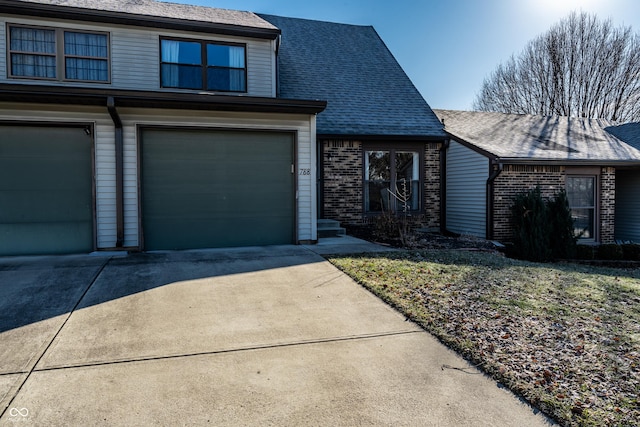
[7,24,110,83]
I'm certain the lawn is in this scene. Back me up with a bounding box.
[327,250,640,427]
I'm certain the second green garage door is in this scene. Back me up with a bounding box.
[141,128,295,250]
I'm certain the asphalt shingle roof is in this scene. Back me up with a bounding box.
[605,122,640,152]
[435,110,640,162]
[259,14,445,138]
[15,0,277,30]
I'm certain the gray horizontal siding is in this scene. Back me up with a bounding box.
[0,16,274,97]
[0,21,5,81]
[615,170,640,243]
[446,141,489,237]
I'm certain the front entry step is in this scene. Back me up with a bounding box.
[318,219,346,238]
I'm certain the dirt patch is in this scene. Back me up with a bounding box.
[346,225,500,251]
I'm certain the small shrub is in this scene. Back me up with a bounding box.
[511,187,551,261]
[547,190,578,259]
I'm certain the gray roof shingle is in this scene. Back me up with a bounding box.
[14,0,277,30]
[434,110,640,163]
[259,14,445,138]
[605,122,640,152]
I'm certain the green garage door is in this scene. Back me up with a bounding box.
[0,125,93,256]
[141,129,295,250]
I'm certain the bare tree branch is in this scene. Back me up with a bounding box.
[474,12,640,122]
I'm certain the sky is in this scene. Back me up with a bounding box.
[161,0,640,111]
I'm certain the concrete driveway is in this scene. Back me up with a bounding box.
[0,238,553,426]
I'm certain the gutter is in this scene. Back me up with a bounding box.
[486,160,503,240]
[0,84,327,114]
[107,97,125,249]
[496,157,640,167]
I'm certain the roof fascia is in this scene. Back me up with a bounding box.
[499,158,640,166]
[445,132,499,161]
[0,83,326,114]
[317,134,446,141]
[0,1,280,40]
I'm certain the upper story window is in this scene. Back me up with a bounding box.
[160,38,246,92]
[8,25,109,82]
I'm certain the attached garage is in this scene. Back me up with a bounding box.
[0,124,94,256]
[140,128,296,250]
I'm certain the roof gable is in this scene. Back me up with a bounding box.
[435,110,640,163]
[259,14,445,138]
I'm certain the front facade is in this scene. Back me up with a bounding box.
[259,15,447,231]
[437,110,640,245]
[0,0,325,255]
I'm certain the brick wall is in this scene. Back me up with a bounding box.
[322,140,363,224]
[493,165,565,242]
[423,143,441,229]
[321,139,442,228]
[492,165,616,244]
[600,167,615,244]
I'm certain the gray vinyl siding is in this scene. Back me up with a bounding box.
[0,104,315,250]
[615,169,640,243]
[0,16,275,97]
[0,20,5,81]
[446,140,489,237]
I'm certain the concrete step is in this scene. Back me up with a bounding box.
[317,219,346,238]
[318,219,341,229]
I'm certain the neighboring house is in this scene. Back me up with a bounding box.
[259,15,447,230]
[0,0,326,255]
[604,122,640,243]
[435,110,640,244]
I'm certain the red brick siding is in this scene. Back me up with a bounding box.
[492,165,616,244]
[321,139,442,228]
[600,167,615,244]
[322,140,363,224]
[423,143,441,229]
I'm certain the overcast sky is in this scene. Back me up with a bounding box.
[162,0,640,111]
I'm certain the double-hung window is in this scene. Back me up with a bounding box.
[566,176,597,239]
[160,38,246,92]
[364,149,421,213]
[8,25,109,82]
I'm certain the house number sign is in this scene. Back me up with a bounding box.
[299,168,311,175]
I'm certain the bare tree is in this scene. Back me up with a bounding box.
[474,12,640,122]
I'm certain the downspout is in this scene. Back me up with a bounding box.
[439,139,450,234]
[107,96,125,249]
[486,160,503,240]
[274,34,281,97]
[318,136,324,219]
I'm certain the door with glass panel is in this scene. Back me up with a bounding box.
[364,149,420,213]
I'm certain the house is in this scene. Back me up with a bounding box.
[0,0,331,256]
[604,122,640,243]
[259,14,447,230]
[435,110,640,244]
[0,0,445,256]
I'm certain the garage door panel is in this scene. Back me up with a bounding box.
[142,129,295,250]
[0,190,92,223]
[0,222,93,255]
[0,125,93,256]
